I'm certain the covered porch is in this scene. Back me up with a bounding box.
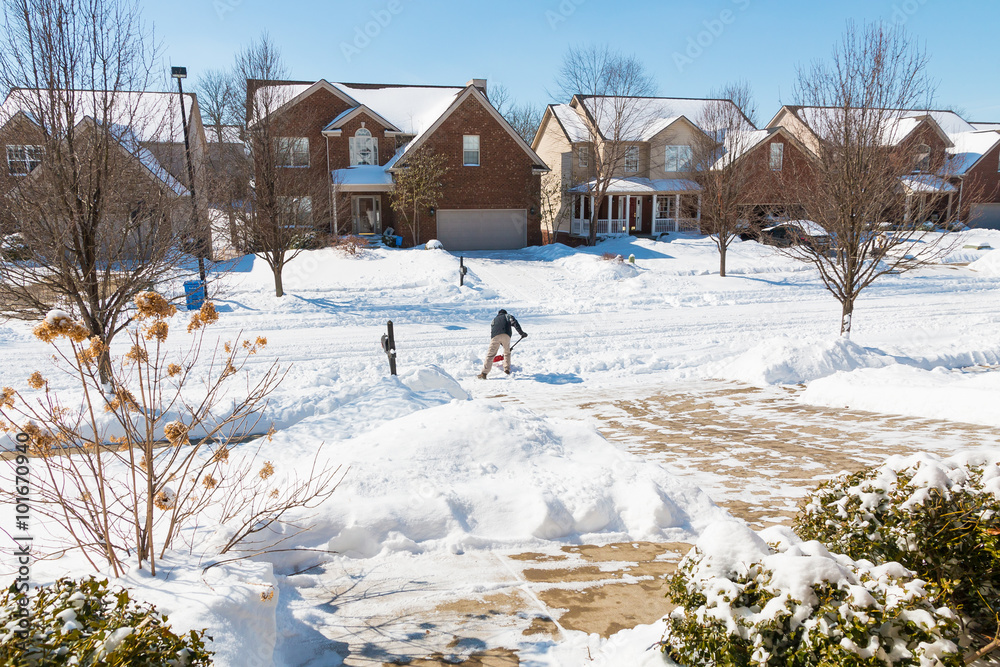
[568,178,702,237]
[900,175,956,227]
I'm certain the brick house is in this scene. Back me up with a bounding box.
[247,78,549,250]
[0,88,212,253]
[766,106,1000,227]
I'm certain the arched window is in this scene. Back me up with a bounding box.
[350,127,378,166]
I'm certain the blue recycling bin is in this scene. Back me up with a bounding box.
[395,235,403,248]
[184,280,205,311]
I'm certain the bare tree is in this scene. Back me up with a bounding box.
[233,33,312,297]
[490,83,543,144]
[390,149,448,247]
[780,22,960,336]
[555,44,657,245]
[0,0,189,382]
[194,68,246,257]
[689,81,762,277]
[539,170,567,243]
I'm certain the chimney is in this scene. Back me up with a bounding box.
[466,78,487,95]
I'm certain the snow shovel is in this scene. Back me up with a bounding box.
[493,334,526,363]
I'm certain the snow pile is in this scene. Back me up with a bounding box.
[262,366,726,561]
[556,252,639,282]
[425,239,445,250]
[800,365,1000,427]
[120,555,279,667]
[969,248,1000,275]
[714,336,896,385]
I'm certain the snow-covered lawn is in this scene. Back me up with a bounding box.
[2,230,999,665]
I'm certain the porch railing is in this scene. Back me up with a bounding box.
[571,218,629,237]
[653,217,700,234]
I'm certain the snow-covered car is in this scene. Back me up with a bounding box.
[751,221,832,250]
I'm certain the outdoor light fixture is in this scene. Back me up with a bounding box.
[172,64,206,283]
[429,207,436,215]
[530,206,537,215]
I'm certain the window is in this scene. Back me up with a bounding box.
[349,128,379,166]
[664,145,692,172]
[7,145,43,175]
[625,146,639,172]
[656,196,675,219]
[278,196,312,227]
[463,134,480,166]
[915,143,931,172]
[770,142,784,171]
[276,137,309,167]
[578,145,589,168]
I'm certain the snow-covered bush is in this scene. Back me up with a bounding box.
[0,577,212,665]
[793,452,1000,632]
[425,239,444,250]
[662,534,963,666]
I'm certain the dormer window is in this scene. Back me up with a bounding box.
[350,128,379,166]
[915,143,931,172]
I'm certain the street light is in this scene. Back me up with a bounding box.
[171,66,207,283]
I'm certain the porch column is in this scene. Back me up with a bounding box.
[904,195,912,224]
[675,194,681,231]
[697,194,702,228]
[947,192,953,221]
[624,194,630,233]
[652,194,658,233]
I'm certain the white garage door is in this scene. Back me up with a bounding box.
[436,209,527,251]
[971,203,1000,230]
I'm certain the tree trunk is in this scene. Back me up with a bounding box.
[273,263,284,297]
[719,244,727,277]
[840,297,854,338]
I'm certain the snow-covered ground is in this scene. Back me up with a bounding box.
[2,230,999,665]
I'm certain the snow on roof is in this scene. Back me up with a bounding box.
[899,174,956,194]
[253,80,463,137]
[205,125,242,144]
[110,124,188,195]
[578,96,750,140]
[551,104,589,143]
[901,109,975,135]
[0,88,195,143]
[332,83,462,136]
[947,130,1000,175]
[568,177,699,194]
[971,122,1000,132]
[712,128,774,169]
[332,164,393,187]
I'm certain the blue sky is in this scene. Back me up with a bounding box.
[147,0,1000,123]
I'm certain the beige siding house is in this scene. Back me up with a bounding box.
[532,95,749,242]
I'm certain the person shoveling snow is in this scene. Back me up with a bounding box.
[478,309,527,378]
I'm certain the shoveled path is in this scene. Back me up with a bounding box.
[279,378,1000,666]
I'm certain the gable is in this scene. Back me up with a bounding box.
[392,87,548,172]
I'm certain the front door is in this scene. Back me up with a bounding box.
[629,196,643,234]
[353,196,381,234]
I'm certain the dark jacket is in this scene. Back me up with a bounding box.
[491,312,526,338]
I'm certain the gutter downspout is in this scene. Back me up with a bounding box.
[326,135,334,235]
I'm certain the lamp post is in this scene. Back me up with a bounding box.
[171,66,207,282]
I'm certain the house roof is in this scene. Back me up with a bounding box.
[549,103,590,143]
[899,174,956,194]
[332,164,394,191]
[0,88,198,143]
[971,122,1000,132]
[252,79,464,136]
[322,104,403,135]
[575,95,753,141]
[568,177,699,194]
[946,130,1000,175]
